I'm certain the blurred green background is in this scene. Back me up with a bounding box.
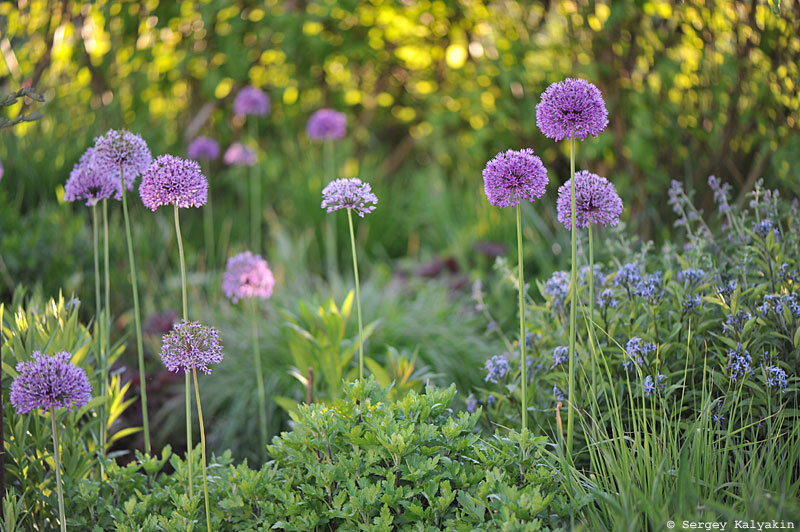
[1,0,798,459]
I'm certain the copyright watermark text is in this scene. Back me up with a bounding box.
[666,521,796,530]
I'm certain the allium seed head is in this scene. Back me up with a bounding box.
[321,178,378,217]
[233,86,270,117]
[482,148,548,208]
[64,147,120,206]
[10,351,92,414]
[223,143,257,166]
[307,109,347,140]
[536,78,608,141]
[160,320,224,374]
[222,251,275,303]
[556,171,622,229]
[187,137,220,160]
[139,155,208,210]
[92,129,152,187]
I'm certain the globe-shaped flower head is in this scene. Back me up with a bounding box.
[556,170,623,229]
[223,143,257,167]
[321,178,378,217]
[536,78,608,141]
[64,147,120,206]
[233,86,270,117]
[482,148,549,208]
[187,137,220,160]
[160,320,224,374]
[139,155,208,210]
[307,109,347,141]
[223,251,276,303]
[92,129,153,188]
[10,351,92,414]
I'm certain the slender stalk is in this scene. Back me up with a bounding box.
[323,139,338,279]
[588,224,596,431]
[249,298,268,452]
[50,411,66,532]
[347,208,365,379]
[91,204,106,475]
[202,162,216,270]
[249,120,261,252]
[102,199,111,404]
[173,205,192,497]
[566,137,577,455]
[118,166,151,454]
[192,369,211,532]
[516,204,527,431]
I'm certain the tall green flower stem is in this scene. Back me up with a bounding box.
[50,411,66,532]
[201,162,216,270]
[346,208,365,379]
[249,120,261,252]
[516,204,527,431]
[103,200,111,406]
[173,205,192,498]
[91,204,106,476]
[588,223,597,434]
[192,368,211,532]
[119,166,151,455]
[566,137,577,455]
[248,298,268,451]
[323,139,338,280]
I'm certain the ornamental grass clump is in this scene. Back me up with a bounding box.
[92,128,153,454]
[321,177,378,379]
[537,78,608,454]
[481,148,548,431]
[11,351,92,532]
[222,251,275,451]
[308,108,348,278]
[160,320,223,532]
[187,136,221,265]
[139,153,208,503]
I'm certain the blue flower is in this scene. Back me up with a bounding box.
[551,346,569,369]
[544,271,570,309]
[677,268,705,285]
[599,289,618,308]
[484,355,511,383]
[708,175,732,214]
[486,395,496,408]
[724,310,751,334]
[633,271,664,302]
[643,373,666,397]
[466,394,479,413]
[614,263,642,292]
[683,295,703,314]
[716,278,737,298]
[754,219,779,239]
[764,365,787,391]
[553,386,565,401]
[726,344,752,383]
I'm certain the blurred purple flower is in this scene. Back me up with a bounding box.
[64,147,120,206]
[160,320,224,374]
[10,351,92,414]
[140,155,208,210]
[145,309,178,336]
[233,86,270,117]
[223,143,257,166]
[307,109,347,140]
[482,148,548,208]
[536,78,608,141]
[321,177,378,217]
[556,171,622,230]
[187,137,220,160]
[222,251,275,303]
[92,129,152,187]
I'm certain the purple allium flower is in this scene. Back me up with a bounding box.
[484,355,510,383]
[160,320,224,374]
[306,109,347,141]
[466,394,479,413]
[10,351,92,414]
[556,171,622,230]
[222,251,275,303]
[64,147,120,206]
[482,148,548,208]
[544,270,570,309]
[223,143,257,166]
[643,373,666,397]
[145,309,178,336]
[92,129,152,188]
[764,365,788,391]
[321,177,378,217]
[233,86,270,117]
[187,137,220,160]
[536,78,608,141]
[139,155,208,210]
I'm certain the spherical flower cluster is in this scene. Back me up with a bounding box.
[222,251,275,303]
[139,155,208,210]
[233,86,270,117]
[160,320,224,374]
[484,355,510,383]
[482,148,548,208]
[223,143,257,166]
[64,148,120,206]
[187,137,220,160]
[556,171,622,230]
[307,109,347,140]
[536,78,608,141]
[10,351,92,414]
[92,129,152,187]
[321,178,378,217]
